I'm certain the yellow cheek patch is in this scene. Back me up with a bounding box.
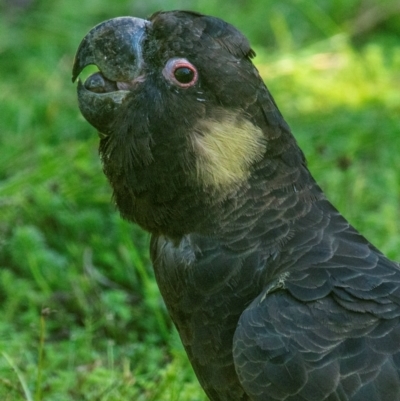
[191,112,266,189]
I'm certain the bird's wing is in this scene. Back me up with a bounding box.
[233,253,400,401]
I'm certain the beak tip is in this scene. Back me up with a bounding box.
[71,53,83,83]
[71,68,80,83]
[72,63,82,83]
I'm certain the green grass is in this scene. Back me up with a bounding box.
[1,1,400,400]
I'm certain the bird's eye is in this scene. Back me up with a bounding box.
[174,67,195,84]
[163,58,198,88]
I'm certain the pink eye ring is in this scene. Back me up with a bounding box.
[163,58,198,88]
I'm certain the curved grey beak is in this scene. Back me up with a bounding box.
[72,16,149,83]
[72,17,149,134]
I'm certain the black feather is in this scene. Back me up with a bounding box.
[74,10,400,401]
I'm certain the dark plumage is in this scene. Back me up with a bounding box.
[73,11,400,401]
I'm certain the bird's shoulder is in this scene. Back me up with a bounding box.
[233,226,400,401]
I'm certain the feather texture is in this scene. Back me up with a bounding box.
[73,10,400,400]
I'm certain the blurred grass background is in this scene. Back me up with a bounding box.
[0,0,399,400]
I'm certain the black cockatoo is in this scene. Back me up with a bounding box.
[72,10,400,401]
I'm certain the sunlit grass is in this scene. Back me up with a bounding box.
[254,34,400,260]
